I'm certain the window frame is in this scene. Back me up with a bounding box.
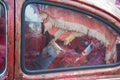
[21,0,120,75]
[0,0,8,76]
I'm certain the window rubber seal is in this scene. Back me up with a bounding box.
[21,0,120,75]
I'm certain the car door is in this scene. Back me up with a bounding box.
[0,0,15,80]
[15,0,120,80]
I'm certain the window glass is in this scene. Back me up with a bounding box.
[23,4,120,71]
[0,3,6,73]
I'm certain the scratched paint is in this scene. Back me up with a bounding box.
[0,0,119,80]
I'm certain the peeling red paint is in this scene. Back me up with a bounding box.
[0,0,119,80]
[0,0,15,80]
[15,0,120,80]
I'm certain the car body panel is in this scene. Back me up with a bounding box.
[0,0,120,80]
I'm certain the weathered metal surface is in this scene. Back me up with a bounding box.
[79,0,120,19]
[15,0,25,79]
[14,0,120,80]
[5,0,15,80]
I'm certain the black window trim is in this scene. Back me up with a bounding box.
[21,0,120,75]
[0,0,8,76]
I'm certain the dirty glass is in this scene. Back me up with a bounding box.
[0,3,6,73]
[23,4,120,71]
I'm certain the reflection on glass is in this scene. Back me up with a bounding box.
[0,4,5,73]
[24,4,120,70]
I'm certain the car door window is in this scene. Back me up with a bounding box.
[0,2,6,74]
[21,2,120,74]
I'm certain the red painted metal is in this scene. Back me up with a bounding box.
[16,0,120,80]
[0,0,15,80]
[0,0,120,80]
[15,0,120,80]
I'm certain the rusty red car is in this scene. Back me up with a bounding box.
[0,0,120,80]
